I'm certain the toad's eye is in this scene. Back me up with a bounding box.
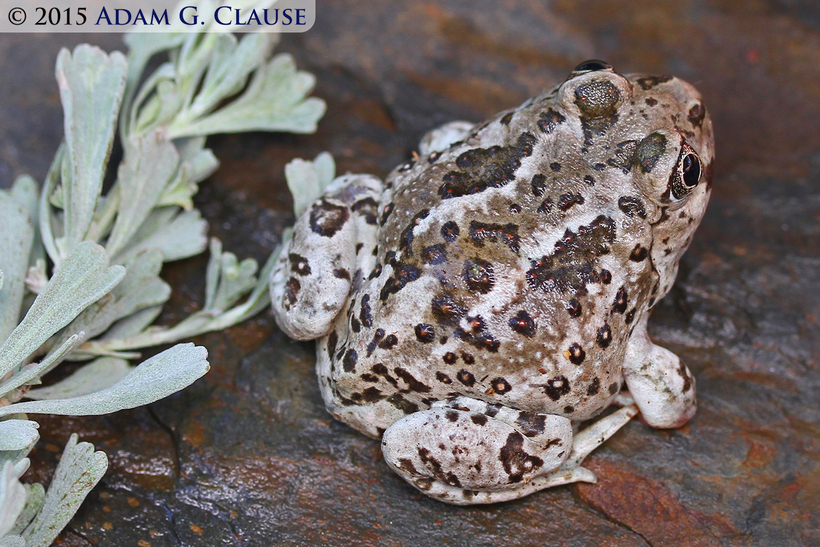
[670,144,702,200]
[681,153,701,188]
[572,59,612,73]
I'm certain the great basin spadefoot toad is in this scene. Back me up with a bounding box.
[270,60,714,504]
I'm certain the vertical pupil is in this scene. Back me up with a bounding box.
[681,154,700,187]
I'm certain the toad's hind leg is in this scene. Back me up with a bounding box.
[270,174,383,340]
[382,397,638,505]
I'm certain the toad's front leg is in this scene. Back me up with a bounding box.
[623,314,697,428]
[270,173,383,340]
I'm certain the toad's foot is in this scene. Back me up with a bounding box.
[382,397,637,505]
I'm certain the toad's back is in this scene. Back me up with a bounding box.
[327,80,663,420]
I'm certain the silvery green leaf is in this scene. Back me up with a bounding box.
[10,175,44,266]
[204,239,258,313]
[133,77,185,137]
[0,421,39,452]
[39,146,65,265]
[0,242,124,380]
[0,459,27,538]
[56,45,127,252]
[22,434,107,547]
[156,138,218,210]
[0,344,208,418]
[0,536,24,547]
[285,152,336,217]
[0,334,83,399]
[26,357,131,401]
[62,251,169,358]
[111,207,208,265]
[121,34,187,137]
[168,53,326,138]
[0,193,34,343]
[10,483,44,535]
[105,132,180,256]
[101,305,162,341]
[171,33,274,130]
[204,238,222,311]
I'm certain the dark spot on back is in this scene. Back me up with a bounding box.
[310,198,350,237]
[352,197,379,224]
[415,323,435,343]
[630,245,648,261]
[688,103,706,127]
[567,343,586,365]
[540,375,570,401]
[441,221,460,242]
[587,378,600,395]
[613,287,628,313]
[597,324,612,348]
[289,253,311,276]
[469,221,520,253]
[443,352,458,364]
[395,367,431,392]
[471,414,488,426]
[388,394,419,414]
[618,197,648,221]
[557,192,585,211]
[457,369,476,386]
[499,432,544,483]
[380,263,422,301]
[515,411,546,437]
[438,133,536,199]
[422,243,447,265]
[509,310,536,337]
[527,216,616,295]
[531,174,547,197]
[538,108,565,133]
[491,377,512,394]
[566,298,582,317]
[462,258,495,293]
[342,349,358,372]
[636,75,672,90]
[454,317,500,353]
[359,294,373,328]
[380,202,395,225]
[436,371,452,384]
[431,294,467,325]
[379,334,399,350]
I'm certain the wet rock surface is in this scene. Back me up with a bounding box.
[1,1,819,545]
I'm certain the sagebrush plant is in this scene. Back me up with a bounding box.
[0,7,328,545]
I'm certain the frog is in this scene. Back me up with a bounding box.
[269,60,714,505]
